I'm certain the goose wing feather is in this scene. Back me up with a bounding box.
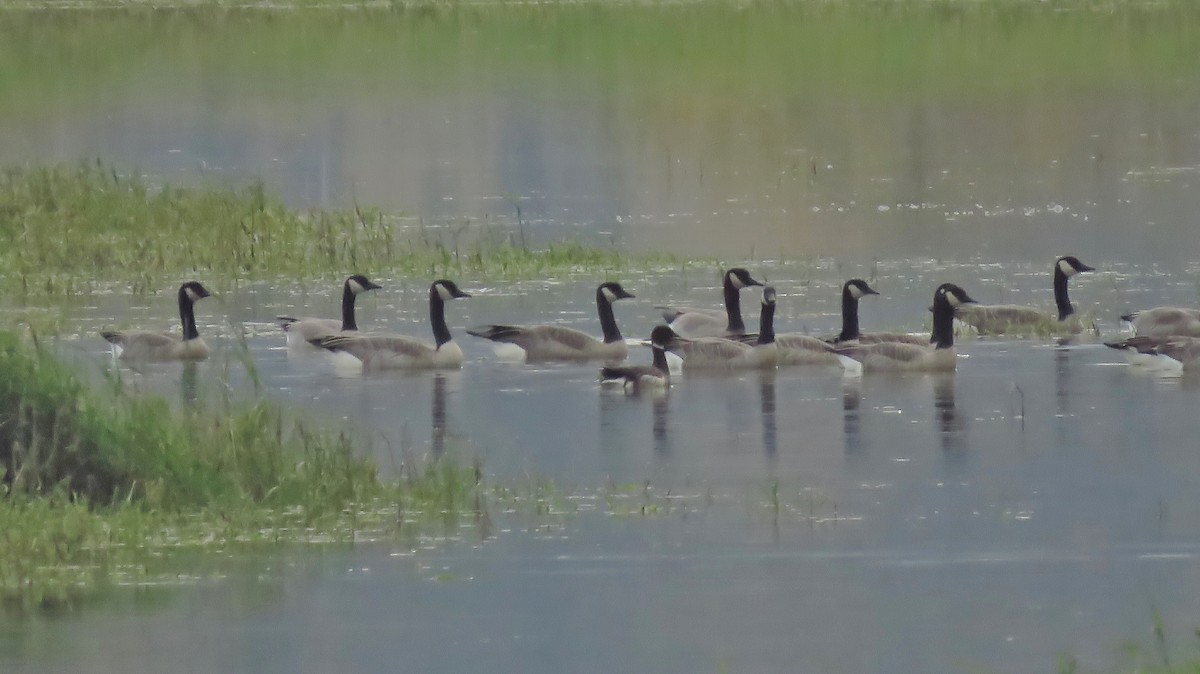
[468,324,612,359]
[317,334,434,360]
[1128,308,1200,337]
[101,330,179,349]
[666,312,729,339]
[1107,335,1200,364]
[655,305,724,324]
[276,317,343,342]
[668,337,753,364]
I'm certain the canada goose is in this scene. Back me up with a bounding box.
[310,280,471,370]
[656,268,762,338]
[1104,335,1200,371]
[599,325,673,391]
[1119,307,1200,338]
[736,280,921,363]
[661,286,778,369]
[276,274,381,347]
[953,256,1095,335]
[467,282,635,362]
[101,281,212,362]
[826,279,929,346]
[835,283,976,372]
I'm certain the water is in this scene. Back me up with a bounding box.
[5,3,1200,672]
[8,263,1200,673]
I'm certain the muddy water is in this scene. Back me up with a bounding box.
[4,2,1200,672]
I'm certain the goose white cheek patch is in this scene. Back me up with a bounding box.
[348,278,365,294]
[601,287,617,304]
[436,283,455,301]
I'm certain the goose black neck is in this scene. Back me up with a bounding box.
[724,283,746,334]
[757,302,775,346]
[596,290,623,343]
[179,294,200,341]
[651,345,669,374]
[1053,266,1074,321]
[930,298,955,349]
[430,289,453,347]
[838,287,861,341]
[341,283,360,331]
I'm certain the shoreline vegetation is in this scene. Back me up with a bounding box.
[0,161,694,296]
[0,330,501,607]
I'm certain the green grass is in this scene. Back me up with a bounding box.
[0,162,691,295]
[0,330,493,607]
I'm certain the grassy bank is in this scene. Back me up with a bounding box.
[0,162,689,296]
[0,331,496,607]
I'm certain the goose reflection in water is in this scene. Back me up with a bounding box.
[759,371,777,459]
[839,374,965,459]
[841,381,862,457]
[432,373,449,456]
[181,361,199,407]
[933,374,966,460]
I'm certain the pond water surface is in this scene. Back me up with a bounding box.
[4,3,1200,673]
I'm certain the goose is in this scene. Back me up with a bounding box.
[1104,335,1200,371]
[1119,307,1200,338]
[599,326,673,391]
[101,281,212,362]
[952,256,1095,335]
[656,268,762,338]
[310,279,471,370]
[735,280,921,364]
[826,279,929,346]
[466,282,635,362]
[276,274,381,347]
[835,283,976,372]
[660,286,778,370]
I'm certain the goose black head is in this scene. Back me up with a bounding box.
[179,281,211,305]
[844,279,879,299]
[1056,256,1095,277]
[761,286,777,305]
[432,279,471,301]
[346,274,382,295]
[648,325,676,348]
[598,282,635,304]
[725,268,762,290]
[933,283,976,308]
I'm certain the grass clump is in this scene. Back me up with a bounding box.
[0,162,687,295]
[0,331,485,607]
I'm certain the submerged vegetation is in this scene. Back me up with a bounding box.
[0,162,688,295]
